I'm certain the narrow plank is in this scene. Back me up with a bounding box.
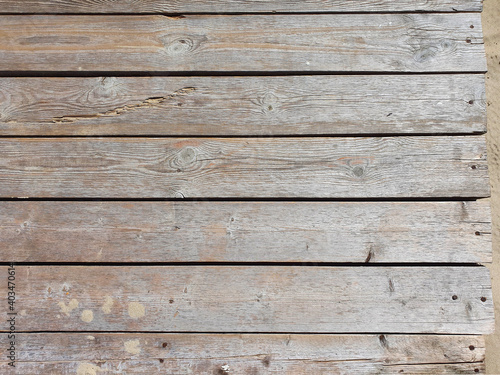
[0,75,486,136]
[2,266,493,333]
[0,201,491,263]
[0,136,488,198]
[0,334,485,374]
[0,14,485,72]
[0,0,483,14]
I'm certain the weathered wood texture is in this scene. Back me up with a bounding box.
[0,200,491,263]
[0,75,486,136]
[0,0,483,14]
[0,136,488,198]
[0,334,485,374]
[0,14,485,72]
[2,266,493,333]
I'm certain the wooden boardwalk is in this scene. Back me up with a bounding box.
[0,1,493,374]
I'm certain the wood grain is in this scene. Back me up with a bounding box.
[1,266,493,333]
[0,0,483,14]
[0,14,486,72]
[0,136,489,198]
[0,334,485,374]
[0,200,491,263]
[0,75,487,136]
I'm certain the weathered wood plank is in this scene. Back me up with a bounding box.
[0,75,486,135]
[0,14,485,72]
[2,266,493,333]
[0,334,485,374]
[0,200,491,263]
[0,136,488,198]
[0,0,483,14]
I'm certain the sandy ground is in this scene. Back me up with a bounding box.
[483,0,500,372]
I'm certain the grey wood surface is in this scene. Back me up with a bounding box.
[0,75,486,136]
[0,334,485,374]
[0,0,483,14]
[0,136,488,198]
[1,266,493,334]
[0,200,491,263]
[0,14,486,72]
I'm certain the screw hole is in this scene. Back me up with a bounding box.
[159,358,164,363]
[162,342,168,348]
[469,100,474,105]
[452,295,458,300]
[470,25,475,29]
[475,231,481,235]
[471,165,477,170]
[469,345,475,351]
[481,297,487,302]
[466,38,472,43]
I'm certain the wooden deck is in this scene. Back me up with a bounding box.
[0,1,493,374]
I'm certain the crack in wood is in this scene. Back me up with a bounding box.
[51,87,196,124]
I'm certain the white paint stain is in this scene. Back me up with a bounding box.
[81,310,94,323]
[221,364,230,372]
[76,362,102,375]
[19,310,27,316]
[124,339,141,355]
[128,302,145,319]
[101,296,114,314]
[86,336,95,340]
[58,299,78,316]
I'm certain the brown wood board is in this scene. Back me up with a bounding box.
[0,75,486,136]
[0,200,491,263]
[0,334,486,374]
[0,14,486,72]
[1,266,493,334]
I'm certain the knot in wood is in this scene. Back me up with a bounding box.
[162,35,206,56]
[412,39,455,64]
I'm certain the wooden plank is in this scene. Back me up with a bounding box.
[0,334,485,374]
[0,0,484,14]
[0,14,486,72]
[0,136,489,198]
[2,266,493,333]
[0,75,487,136]
[0,200,491,263]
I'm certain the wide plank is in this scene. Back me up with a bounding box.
[0,0,483,14]
[2,266,493,333]
[1,334,485,374]
[0,200,491,263]
[0,75,486,135]
[0,136,488,198]
[0,14,485,72]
